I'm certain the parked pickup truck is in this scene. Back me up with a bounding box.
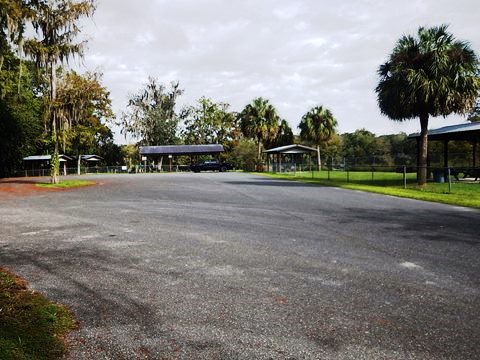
[190,160,234,173]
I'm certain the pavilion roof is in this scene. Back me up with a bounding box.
[264,144,317,154]
[140,144,224,156]
[408,122,480,141]
[23,154,72,162]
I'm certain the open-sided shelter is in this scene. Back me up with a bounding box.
[264,144,317,172]
[23,154,72,176]
[139,144,225,170]
[79,154,103,163]
[408,122,480,168]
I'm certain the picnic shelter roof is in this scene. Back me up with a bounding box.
[264,144,317,154]
[23,154,72,162]
[79,154,103,162]
[408,122,480,141]
[140,144,224,156]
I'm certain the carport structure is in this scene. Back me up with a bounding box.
[408,122,480,168]
[264,144,317,172]
[139,144,225,170]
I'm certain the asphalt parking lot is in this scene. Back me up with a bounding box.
[0,172,479,359]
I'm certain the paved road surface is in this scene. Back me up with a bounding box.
[0,172,479,359]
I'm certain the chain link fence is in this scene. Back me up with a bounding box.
[268,164,479,189]
[13,164,196,177]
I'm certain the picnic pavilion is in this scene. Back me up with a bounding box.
[264,144,317,172]
[408,122,480,168]
[23,154,72,176]
[139,144,225,170]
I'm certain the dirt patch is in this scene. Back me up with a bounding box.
[0,177,94,198]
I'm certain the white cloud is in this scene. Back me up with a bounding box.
[75,0,479,144]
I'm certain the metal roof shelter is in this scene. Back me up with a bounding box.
[408,122,480,167]
[408,122,480,141]
[23,154,72,162]
[78,154,103,162]
[139,144,225,171]
[139,144,224,156]
[23,154,73,176]
[264,144,317,154]
[264,144,317,172]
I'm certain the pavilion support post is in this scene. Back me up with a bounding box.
[443,140,449,180]
[427,154,431,180]
[473,140,477,167]
[416,138,420,181]
[443,140,449,168]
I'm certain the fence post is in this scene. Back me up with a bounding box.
[403,165,407,189]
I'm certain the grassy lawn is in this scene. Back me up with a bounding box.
[36,179,95,189]
[0,268,76,360]
[260,171,480,209]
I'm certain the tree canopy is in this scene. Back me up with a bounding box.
[56,70,115,172]
[239,97,280,164]
[299,105,337,169]
[0,0,29,71]
[120,78,183,146]
[0,46,43,177]
[23,0,95,183]
[181,97,236,146]
[468,98,480,122]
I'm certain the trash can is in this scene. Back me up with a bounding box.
[433,169,445,183]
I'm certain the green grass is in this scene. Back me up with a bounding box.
[260,171,480,209]
[0,268,76,360]
[36,179,95,189]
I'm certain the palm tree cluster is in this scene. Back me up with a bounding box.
[238,97,338,170]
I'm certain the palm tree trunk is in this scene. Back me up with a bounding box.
[257,140,262,170]
[316,144,322,171]
[418,113,429,186]
[77,153,81,175]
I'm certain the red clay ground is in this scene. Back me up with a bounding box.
[0,177,92,198]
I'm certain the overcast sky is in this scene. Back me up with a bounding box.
[77,0,479,144]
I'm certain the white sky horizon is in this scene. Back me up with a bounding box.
[72,0,479,145]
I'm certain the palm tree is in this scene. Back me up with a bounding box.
[299,106,337,170]
[24,0,95,183]
[239,97,280,166]
[376,25,480,185]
